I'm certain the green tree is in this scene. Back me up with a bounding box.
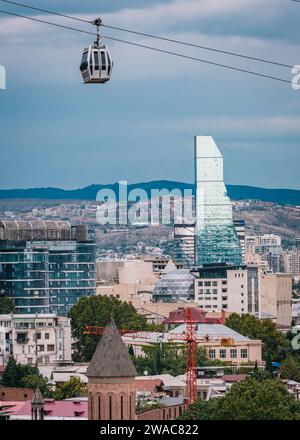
[1,357,20,387]
[279,357,300,382]
[181,378,300,420]
[1,357,51,396]
[68,296,150,361]
[225,313,289,361]
[0,296,15,314]
[21,374,51,397]
[52,377,86,400]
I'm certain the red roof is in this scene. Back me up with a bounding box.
[0,401,27,416]
[135,379,164,392]
[222,374,248,383]
[163,307,225,325]
[15,399,88,419]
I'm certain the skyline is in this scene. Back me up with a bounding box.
[0,0,299,190]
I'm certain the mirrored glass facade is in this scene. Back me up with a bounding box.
[0,222,96,315]
[194,136,242,266]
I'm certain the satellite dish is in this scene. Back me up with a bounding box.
[144,370,148,376]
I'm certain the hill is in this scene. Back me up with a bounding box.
[0,181,299,205]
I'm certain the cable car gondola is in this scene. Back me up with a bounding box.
[80,18,113,84]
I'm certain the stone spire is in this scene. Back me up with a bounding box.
[31,388,45,420]
[86,317,137,378]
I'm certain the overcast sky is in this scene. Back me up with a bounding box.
[0,0,299,190]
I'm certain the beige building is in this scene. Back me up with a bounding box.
[122,323,262,365]
[194,265,248,314]
[282,250,300,277]
[259,273,292,328]
[0,314,72,366]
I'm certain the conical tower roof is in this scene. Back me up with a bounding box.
[86,317,137,378]
[31,388,44,405]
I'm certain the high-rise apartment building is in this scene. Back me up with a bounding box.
[0,221,96,315]
[259,272,292,328]
[282,250,300,276]
[194,136,242,266]
[193,264,247,314]
[172,223,195,267]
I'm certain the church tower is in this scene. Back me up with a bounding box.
[31,388,45,420]
[87,317,137,420]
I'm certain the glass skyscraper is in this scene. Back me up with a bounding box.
[0,221,96,315]
[194,136,243,266]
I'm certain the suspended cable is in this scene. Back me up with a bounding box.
[0,0,293,69]
[0,8,292,85]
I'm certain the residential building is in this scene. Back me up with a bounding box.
[193,264,247,314]
[0,221,96,315]
[0,314,72,366]
[259,273,292,328]
[172,223,195,268]
[282,250,300,276]
[194,136,242,266]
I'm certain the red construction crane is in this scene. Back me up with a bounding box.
[83,308,198,405]
[185,308,197,404]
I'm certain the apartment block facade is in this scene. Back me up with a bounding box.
[0,221,96,315]
[0,314,72,366]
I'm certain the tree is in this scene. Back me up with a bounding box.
[1,357,20,387]
[181,378,300,420]
[1,357,50,396]
[52,377,86,400]
[225,313,289,361]
[0,296,15,314]
[21,374,51,397]
[279,357,300,382]
[68,296,151,361]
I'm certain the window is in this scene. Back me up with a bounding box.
[37,345,44,352]
[120,395,124,420]
[209,349,216,359]
[108,395,113,420]
[241,349,248,359]
[94,51,99,70]
[16,333,27,344]
[98,395,101,419]
[230,349,237,359]
[219,349,226,359]
[204,281,211,286]
[222,280,227,285]
[45,333,50,339]
[212,281,218,286]
[198,281,203,286]
[47,345,55,352]
[101,51,106,70]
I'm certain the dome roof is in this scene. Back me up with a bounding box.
[153,269,195,302]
